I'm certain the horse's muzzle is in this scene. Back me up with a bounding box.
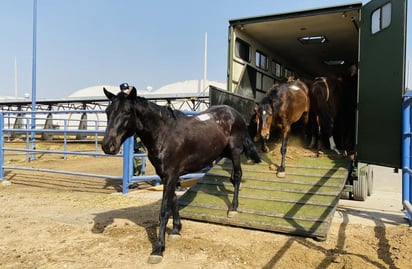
[101,138,121,155]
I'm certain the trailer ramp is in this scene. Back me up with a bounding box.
[178,155,350,240]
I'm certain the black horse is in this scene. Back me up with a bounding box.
[101,87,260,264]
[255,79,310,177]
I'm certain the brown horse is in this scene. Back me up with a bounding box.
[308,76,343,156]
[255,79,310,177]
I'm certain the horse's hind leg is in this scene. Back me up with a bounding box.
[228,152,242,218]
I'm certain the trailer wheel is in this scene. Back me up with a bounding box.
[352,173,368,201]
[367,165,374,196]
[340,190,351,200]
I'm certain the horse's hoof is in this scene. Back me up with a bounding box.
[333,149,341,155]
[269,164,277,171]
[168,233,181,241]
[277,171,286,178]
[147,255,163,264]
[227,210,238,218]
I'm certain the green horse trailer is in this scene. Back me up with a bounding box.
[222,0,407,200]
[179,0,412,237]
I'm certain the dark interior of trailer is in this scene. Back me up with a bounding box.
[230,4,361,78]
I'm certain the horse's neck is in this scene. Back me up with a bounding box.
[135,102,179,151]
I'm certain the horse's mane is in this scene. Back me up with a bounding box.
[135,95,184,121]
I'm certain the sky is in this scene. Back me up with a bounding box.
[0,0,408,99]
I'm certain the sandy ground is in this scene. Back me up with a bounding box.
[0,142,411,269]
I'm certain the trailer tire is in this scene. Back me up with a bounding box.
[367,165,374,196]
[340,190,350,200]
[353,173,368,201]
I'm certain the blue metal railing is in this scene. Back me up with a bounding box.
[402,91,412,225]
[0,110,205,194]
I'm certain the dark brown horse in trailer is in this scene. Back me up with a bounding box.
[255,79,310,177]
[308,76,344,156]
[340,64,358,158]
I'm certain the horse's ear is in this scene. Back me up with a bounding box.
[128,87,137,99]
[103,87,115,100]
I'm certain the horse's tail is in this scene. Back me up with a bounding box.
[243,136,261,163]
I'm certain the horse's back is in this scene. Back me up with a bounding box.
[179,105,248,142]
[259,80,309,127]
[310,76,343,114]
[278,80,310,120]
[205,105,247,126]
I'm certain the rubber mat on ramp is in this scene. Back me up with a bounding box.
[178,155,350,240]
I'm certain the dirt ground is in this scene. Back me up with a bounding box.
[0,141,412,269]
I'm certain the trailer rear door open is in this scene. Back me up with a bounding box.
[357,0,406,168]
[226,0,407,169]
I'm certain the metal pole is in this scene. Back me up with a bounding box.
[30,0,37,161]
[402,97,410,203]
[14,57,18,97]
[0,113,4,179]
[202,32,208,94]
[122,136,133,194]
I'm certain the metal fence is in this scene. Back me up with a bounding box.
[402,91,412,225]
[0,110,204,194]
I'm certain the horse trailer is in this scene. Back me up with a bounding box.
[180,0,412,236]
[215,0,407,200]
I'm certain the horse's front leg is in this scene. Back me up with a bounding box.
[326,121,341,155]
[169,191,182,239]
[148,178,179,264]
[277,133,289,178]
[228,154,242,218]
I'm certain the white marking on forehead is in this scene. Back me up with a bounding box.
[262,110,267,115]
[197,113,211,121]
[290,85,300,91]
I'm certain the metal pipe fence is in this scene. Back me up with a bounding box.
[0,110,205,194]
[402,91,412,225]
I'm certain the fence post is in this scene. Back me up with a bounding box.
[122,136,134,194]
[402,93,412,225]
[402,96,410,203]
[0,113,4,179]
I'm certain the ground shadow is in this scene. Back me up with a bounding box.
[92,201,162,251]
[6,170,123,194]
[262,206,407,268]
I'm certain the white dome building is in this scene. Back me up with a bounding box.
[68,80,226,111]
[68,80,226,99]
[68,85,140,98]
[152,79,225,97]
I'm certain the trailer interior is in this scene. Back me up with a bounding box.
[228,3,362,95]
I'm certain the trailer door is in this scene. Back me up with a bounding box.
[357,0,406,168]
